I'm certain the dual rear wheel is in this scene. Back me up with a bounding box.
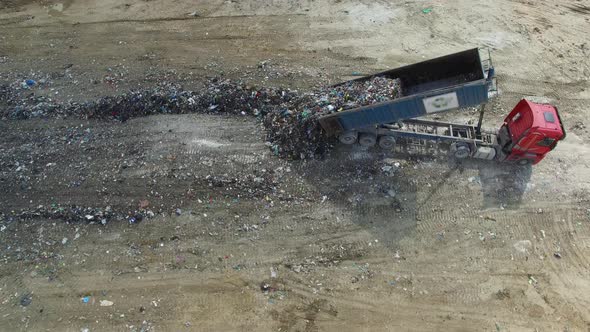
[450,142,471,159]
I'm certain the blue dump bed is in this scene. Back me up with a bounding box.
[318,48,494,136]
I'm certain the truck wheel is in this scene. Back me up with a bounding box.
[517,158,532,166]
[378,136,396,149]
[359,133,377,147]
[339,131,358,145]
[451,142,470,159]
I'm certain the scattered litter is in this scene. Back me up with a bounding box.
[422,8,432,14]
[82,296,90,303]
[13,204,124,225]
[553,252,562,259]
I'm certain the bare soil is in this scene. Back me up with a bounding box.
[1,0,590,331]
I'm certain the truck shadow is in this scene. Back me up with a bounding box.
[296,146,419,249]
[296,146,532,249]
[451,158,532,209]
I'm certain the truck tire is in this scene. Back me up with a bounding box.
[359,133,377,147]
[451,142,470,159]
[378,136,396,149]
[339,131,358,145]
[517,158,533,166]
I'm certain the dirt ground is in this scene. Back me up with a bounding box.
[1,0,590,331]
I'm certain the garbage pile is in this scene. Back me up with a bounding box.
[0,76,403,159]
[0,79,297,120]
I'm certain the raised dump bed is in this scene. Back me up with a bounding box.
[318,48,495,136]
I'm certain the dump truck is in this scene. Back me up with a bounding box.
[317,48,565,165]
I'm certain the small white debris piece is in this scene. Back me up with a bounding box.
[100,300,114,307]
[62,237,68,245]
[513,240,532,254]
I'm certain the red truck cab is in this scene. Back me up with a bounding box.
[497,99,565,165]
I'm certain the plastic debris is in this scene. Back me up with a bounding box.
[20,294,32,306]
[99,300,114,307]
[528,275,538,285]
[82,296,90,303]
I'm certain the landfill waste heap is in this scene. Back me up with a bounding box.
[0,76,403,159]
